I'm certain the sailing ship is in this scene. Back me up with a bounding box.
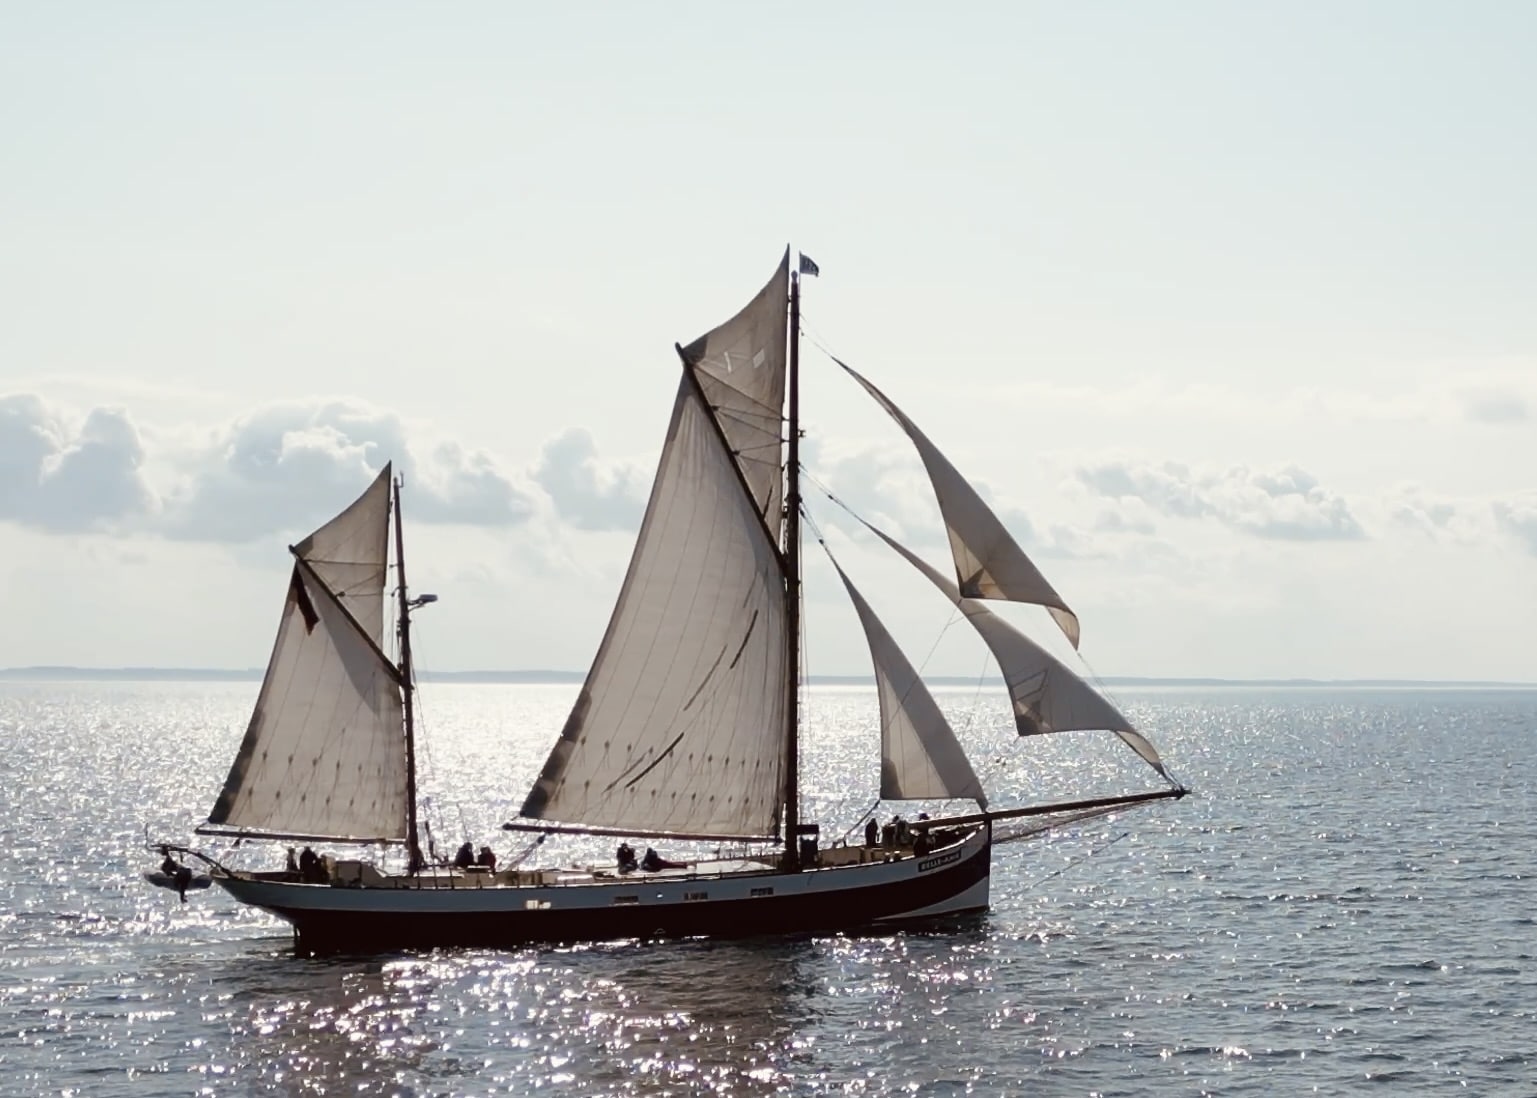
[154,251,1185,954]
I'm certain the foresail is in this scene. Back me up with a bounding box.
[865,522,1170,778]
[678,250,790,524]
[293,465,393,645]
[206,468,408,840]
[837,359,1081,649]
[830,559,987,807]
[520,377,789,838]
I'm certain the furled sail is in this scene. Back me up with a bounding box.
[678,250,790,524]
[837,358,1082,649]
[830,558,988,807]
[863,521,1170,778]
[203,466,410,841]
[520,376,790,838]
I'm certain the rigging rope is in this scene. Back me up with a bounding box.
[1017,828,1134,890]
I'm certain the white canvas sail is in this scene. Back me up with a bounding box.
[679,250,790,523]
[520,378,790,838]
[292,467,393,646]
[864,522,1170,777]
[837,358,1082,649]
[830,559,988,807]
[205,467,409,841]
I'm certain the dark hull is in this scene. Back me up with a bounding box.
[218,830,993,955]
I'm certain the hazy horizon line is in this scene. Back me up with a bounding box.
[1,666,1534,689]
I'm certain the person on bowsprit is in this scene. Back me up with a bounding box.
[159,847,194,902]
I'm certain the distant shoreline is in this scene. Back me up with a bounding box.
[1,666,1533,689]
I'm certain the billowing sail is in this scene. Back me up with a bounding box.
[204,466,409,841]
[865,522,1170,777]
[679,250,790,523]
[837,358,1081,649]
[830,559,988,807]
[520,377,790,838]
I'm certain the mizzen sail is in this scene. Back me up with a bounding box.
[837,358,1082,649]
[204,466,410,842]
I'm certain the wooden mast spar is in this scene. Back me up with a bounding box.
[783,265,803,869]
[393,477,424,873]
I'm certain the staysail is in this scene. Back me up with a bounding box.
[521,274,792,838]
[837,358,1082,649]
[831,559,988,806]
[203,466,410,842]
[863,521,1169,777]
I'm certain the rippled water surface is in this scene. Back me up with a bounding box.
[2,680,1533,1095]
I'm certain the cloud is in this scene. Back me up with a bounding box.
[1077,459,1366,541]
[164,400,534,541]
[1383,485,1490,545]
[1493,494,1537,556]
[0,394,155,532]
[532,427,646,532]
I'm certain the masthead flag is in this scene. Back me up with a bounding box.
[798,254,820,277]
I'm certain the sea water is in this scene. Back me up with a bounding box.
[0,680,1532,1095]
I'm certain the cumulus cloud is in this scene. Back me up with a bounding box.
[532,428,645,532]
[1383,486,1490,544]
[1077,459,1365,541]
[0,394,155,532]
[1493,494,1537,556]
[164,400,535,541]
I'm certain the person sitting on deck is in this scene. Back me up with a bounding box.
[616,842,638,873]
[453,842,475,870]
[476,845,497,872]
[641,847,686,872]
[912,828,932,857]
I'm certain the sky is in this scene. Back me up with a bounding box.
[3,3,1536,682]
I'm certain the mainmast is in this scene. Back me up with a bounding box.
[783,268,803,869]
[393,477,424,873]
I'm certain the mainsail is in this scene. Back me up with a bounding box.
[203,466,409,842]
[862,521,1170,777]
[830,559,987,806]
[837,358,1082,649]
[521,262,792,839]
